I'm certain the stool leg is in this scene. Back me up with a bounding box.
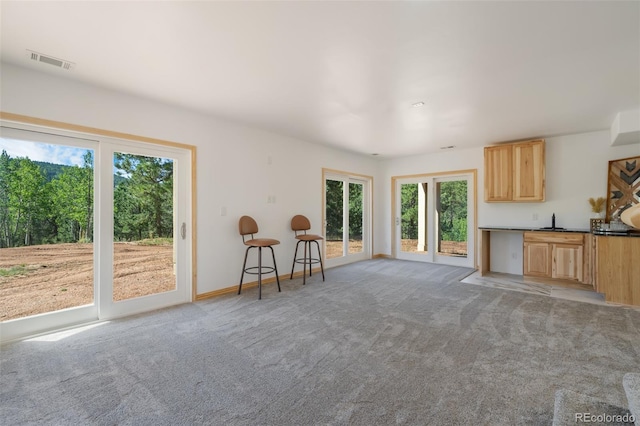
[269,245,281,292]
[290,240,302,279]
[258,247,263,300]
[238,246,251,295]
[314,240,325,281]
[308,241,313,277]
[303,240,308,285]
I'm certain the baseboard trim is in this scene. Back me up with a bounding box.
[195,267,323,301]
[373,253,392,259]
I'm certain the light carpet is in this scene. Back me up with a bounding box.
[1,259,639,425]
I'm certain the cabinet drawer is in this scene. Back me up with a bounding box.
[524,231,584,244]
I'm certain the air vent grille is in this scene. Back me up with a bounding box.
[26,50,75,71]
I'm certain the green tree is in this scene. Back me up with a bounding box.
[7,157,47,246]
[49,154,93,243]
[401,184,419,239]
[437,180,467,242]
[0,150,11,247]
[113,154,173,240]
[114,179,147,241]
[349,183,363,240]
[325,180,343,241]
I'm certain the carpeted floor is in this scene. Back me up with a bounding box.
[1,259,639,425]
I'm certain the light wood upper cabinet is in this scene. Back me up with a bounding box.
[513,140,545,201]
[484,145,513,202]
[484,139,545,202]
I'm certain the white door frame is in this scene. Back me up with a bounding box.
[322,169,372,268]
[0,120,193,342]
[0,124,100,342]
[98,138,192,320]
[392,170,477,268]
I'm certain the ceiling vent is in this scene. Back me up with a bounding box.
[26,50,75,70]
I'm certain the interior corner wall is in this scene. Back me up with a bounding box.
[0,63,379,295]
[377,131,639,274]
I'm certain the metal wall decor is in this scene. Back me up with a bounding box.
[606,156,640,222]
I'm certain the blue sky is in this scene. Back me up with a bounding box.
[0,138,90,167]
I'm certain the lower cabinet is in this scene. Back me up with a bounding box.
[523,232,589,283]
[523,242,551,277]
[595,236,640,305]
[551,243,583,281]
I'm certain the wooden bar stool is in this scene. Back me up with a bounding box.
[238,215,280,299]
[289,215,325,285]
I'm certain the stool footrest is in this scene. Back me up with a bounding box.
[243,265,276,275]
[294,257,322,265]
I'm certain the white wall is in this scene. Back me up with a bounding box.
[0,63,379,294]
[377,130,639,273]
[3,62,639,281]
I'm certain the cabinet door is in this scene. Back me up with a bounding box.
[524,242,551,277]
[484,145,512,202]
[513,140,545,201]
[552,244,583,281]
[596,236,640,305]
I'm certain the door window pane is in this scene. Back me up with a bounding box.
[436,180,468,257]
[112,152,176,301]
[0,138,94,320]
[400,183,428,254]
[348,182,363,254]
[325,179,344,259]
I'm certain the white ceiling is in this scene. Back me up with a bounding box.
[1,1,639,157]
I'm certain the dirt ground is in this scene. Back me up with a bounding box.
[0,243,174,321]
[400,239,468,255]
[325,240,363,259]
[2,239,466,322]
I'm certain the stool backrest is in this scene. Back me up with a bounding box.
[291,215,311,232]
[239,215,259,238]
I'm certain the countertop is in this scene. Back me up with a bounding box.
[479,226,640,237]
[479,226,590,233]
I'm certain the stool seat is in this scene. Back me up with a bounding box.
[295,234,323,242]
[245,238,280,247]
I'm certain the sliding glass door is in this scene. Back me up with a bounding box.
[394,171,475,268]
[0,127,98,332]
[99,141,190,319]
[433,176,471,266]
[0,122,192,342]
[324,171,371,267]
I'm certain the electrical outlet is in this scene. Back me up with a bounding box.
[533,213,539,221]
[511,252,517,260]
[220,206,227,216]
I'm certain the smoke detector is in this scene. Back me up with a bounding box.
[26,50,75,70]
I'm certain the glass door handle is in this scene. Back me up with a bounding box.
[181,223,186,239]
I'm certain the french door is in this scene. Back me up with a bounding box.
[0,122,192,342]
[394,171,475,268]
[323,171,371,267]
